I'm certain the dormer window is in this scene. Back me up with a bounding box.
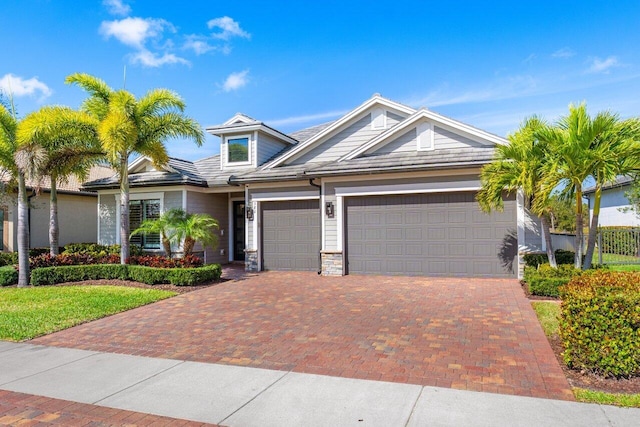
[226,135,251,165]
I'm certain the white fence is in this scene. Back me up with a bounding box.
[549,232,576,252]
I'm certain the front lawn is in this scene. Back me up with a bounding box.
[0,286,175,341]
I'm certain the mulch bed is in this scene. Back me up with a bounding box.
[522,282,640,395]
[5,278,227,294]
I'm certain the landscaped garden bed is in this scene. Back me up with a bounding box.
[529,268,640,406]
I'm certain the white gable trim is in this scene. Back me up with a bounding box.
[223,113,256,125]
[128,156,177,174]
[260,95,416,169]
[341,109,506,161]
[207,123,298,145]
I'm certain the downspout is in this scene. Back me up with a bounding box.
[309,178,322,275]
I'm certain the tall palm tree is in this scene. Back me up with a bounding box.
[16,106,104,255]
[66,73,204,264]
[0,102,29,287]
[537,103,640,269]
[478,116,557,267]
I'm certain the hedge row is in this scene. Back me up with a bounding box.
[559,270,640,378]
[0,266,18,286]
[523,264,582,297]
[29,264,222,287]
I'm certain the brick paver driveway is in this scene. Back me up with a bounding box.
[33,269,573,401]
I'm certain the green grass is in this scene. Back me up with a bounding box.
[531,301,560,338]
[0,286,176,341]
[531,301,640,408]
[574,388,640,408]
[607,264,640,272]
[593,252,640,264]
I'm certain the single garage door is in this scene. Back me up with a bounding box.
[261,200,320,271]
[346,192,516,277]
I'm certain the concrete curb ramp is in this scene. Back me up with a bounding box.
[0,342,637,426]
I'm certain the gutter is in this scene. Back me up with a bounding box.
[309,178,322,275]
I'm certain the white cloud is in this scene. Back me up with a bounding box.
[207,16,250,40]
[586,56,620,74]
[522,53,536,64]
[100,17,173,49]
[221,70,250,92]
[0,74,52,101]
[131,49,189,67]
[552,47,575,58]
[183,35,215,55]
[103,0,131,16]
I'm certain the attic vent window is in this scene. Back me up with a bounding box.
[371,108,387,130]
[417,122,434,151]
[227,136,250,163]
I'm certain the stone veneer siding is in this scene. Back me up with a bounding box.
[321,251,343,276]
[245,250,259,272]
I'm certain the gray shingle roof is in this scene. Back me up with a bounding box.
[229,148,496,183]
[193,155,236,186]
[288,121,335,143]
[584,175,635,195]
[83,157,208,190]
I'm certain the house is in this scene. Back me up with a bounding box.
[1,165,114,251]
[84,95,545,278]
[584,176,640,227]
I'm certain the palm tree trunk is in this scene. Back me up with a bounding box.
[162,234,172,258]
[49,174,59,256]
[583,185,601,270]
[17,172,30,287]
[540,215,557,268]
[183,237,195,256]
[574,186,584,269]
[119,157,129,265]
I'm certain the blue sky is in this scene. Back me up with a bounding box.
[2,0,640,161]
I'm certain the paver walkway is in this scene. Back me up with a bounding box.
[33,270,573,401]
[0,390,216,426]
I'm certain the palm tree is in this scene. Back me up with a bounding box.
[478,117,558,267]
[537,103,640,269]
[66,73,204,264]
[0,101,29,287]
[130,208,184,257]
[171,212,219,256]
[16,106,103,255]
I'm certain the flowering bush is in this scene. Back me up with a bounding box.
[29,253,120,269]
[127,254,203,268]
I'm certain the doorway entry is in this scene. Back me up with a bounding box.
[233,201,245,261]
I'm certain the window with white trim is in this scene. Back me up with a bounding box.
[129,199,161,249]
[226,135,250,164]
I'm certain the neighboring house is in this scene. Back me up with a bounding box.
[584,176,640,227]
[84,94,545,278]
[1,165,114,251]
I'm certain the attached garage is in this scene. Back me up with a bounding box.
[261,200,320,271]
[345,192,516,277]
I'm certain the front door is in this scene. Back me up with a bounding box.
[233,201,245,261]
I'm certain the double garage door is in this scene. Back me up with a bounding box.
[260,192,516,277]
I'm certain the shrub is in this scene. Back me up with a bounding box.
[30,264,129,286]
[523,263,582,297]
[127,254,203,268]
[0,265,18,286]
[30,253,120,269]
[63,243,120,257]
[559,270,640,378]
[523,250,578,268]
[0,252,18,266]
[28,263,221,287]
[169,264,221,286]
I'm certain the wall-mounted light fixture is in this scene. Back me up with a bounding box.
[246,207,254,221]
[325,201,334,218]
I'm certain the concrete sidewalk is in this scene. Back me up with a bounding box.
[0,342,637,426]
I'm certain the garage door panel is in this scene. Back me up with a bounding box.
[261,200,319,271]
[346,192,516,277]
